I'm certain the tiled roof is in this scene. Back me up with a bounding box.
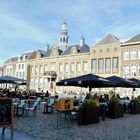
[62,45,79,55]
[96,34,120,45]
[61,44,89,55]
[79,44,89,53]
[28,51,37,59]
[125,34,140,43]
[4,57,18,64]
[20,51,34,59]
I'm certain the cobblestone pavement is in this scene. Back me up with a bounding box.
[14,105,140,140]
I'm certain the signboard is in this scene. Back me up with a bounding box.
[54,98,74,111]
[0,98,14,135]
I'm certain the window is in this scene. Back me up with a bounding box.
[91,59,97,74]
[138,66,140,77]
[106,48,110,53]
[19,72,22,78]
[44,65,48,72]
[123,66,129,78]
[10,68,12,75]
[65,63,69,73]
[44,78,48,86]
[35,66,38,74]
[59,63,63,73]
[112,57,119,73]
[7,69,9,75]
[71,63,75,72]
[35,78,38,83]
[16,72,18,77]
[138,50,140,59]
[37,52,41,58]
[123,51,129,60]
[23,72,25,78]
[51,48,58,56]
[131,50,137,60]
[130,66,137,77]
[19,64,21,69]
[83,61,88,72]
[105,58,111,73]
[99,49,103,53]
[76,62,81,72]
[114,47,117,52]
[22,64,24,69]
[71,47,77,54]
[98,59,103,74]
[40,65,43,74]
[31,66,34,74]
[93,50,96,54]
[51,63,56,71]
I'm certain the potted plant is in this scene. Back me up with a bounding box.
[78,97,100,125]
[130,96,140,114]
[107,94,124,118]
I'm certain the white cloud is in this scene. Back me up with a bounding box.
[0,13,48,44]
[111,21,140,39]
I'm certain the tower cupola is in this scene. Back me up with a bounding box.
[59,19,69,45]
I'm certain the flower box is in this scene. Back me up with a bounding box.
[130,101,140,114]
[78,106,100,125]
[107,103,124,118]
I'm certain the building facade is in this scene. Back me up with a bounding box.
[0,67,3,76]
[2,20,140,96]
[121,34,140,97]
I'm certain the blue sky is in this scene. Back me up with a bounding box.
[0,0,140,65]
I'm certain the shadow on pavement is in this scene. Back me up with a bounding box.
[0,128,35,140]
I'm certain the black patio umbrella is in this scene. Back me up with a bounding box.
[0,75,25,82]
[56,73,114,89]
[18,82,26,85]
[129,78,140,88]
[106,76,138,88]
[0,75,26,89]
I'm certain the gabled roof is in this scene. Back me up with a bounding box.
[96,34,120,45]
[125,34,140,43]
[20,51,34,59]
[28,51,37,59]
[4,57,18,64]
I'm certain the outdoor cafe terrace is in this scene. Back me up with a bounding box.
[1,91,140,140]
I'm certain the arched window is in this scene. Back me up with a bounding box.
[131,50,137,60]
[66,38,68,43]
[60,38,62,43]
[123,66,129,78]
[138,66,140,77]
[63,37,65,43]
[123,51,129,60]
[130,65,137,77]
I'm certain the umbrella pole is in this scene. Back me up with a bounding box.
[114,87,116,95]
[89,87,92,92]
[132,88,135,98]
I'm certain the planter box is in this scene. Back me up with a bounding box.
[78,106,100,125]
[107,103,123,119]
[130,101,140,114]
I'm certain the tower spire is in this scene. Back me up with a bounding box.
[80,35,85,46]
[59,19,69,46]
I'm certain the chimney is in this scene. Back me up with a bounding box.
[80,35,85,47]
[45,44,50,52]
